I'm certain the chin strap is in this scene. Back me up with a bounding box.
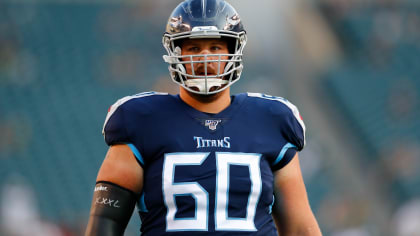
[185,78,229,92]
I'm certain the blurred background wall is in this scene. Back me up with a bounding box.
[0,0,419,235]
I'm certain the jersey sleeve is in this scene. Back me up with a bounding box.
[272,101,306,171]
[101,96,148,168]
[102,104,130,146]
[281,106,306,150]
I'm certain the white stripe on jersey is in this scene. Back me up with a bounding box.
[102,92,168,136]
[247,92,306,147]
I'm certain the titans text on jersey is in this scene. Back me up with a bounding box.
[194,136,231,148]
[102,91,306,236]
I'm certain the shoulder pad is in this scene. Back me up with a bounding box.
[247,92,306,148]
[102,92,168,134]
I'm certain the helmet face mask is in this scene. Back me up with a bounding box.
[162,0,247,95]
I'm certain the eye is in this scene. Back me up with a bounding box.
[211,46,222,51]
[186,46,200,52]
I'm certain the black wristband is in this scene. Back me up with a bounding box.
[85,182,138,236]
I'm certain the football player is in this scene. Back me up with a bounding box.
[85,0,322,235]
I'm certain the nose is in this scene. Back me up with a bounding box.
[200,48,211,54]
[197,49,220,63]
[196,49,211,61]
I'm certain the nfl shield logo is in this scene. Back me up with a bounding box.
[205,119,221,131]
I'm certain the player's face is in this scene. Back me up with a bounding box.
[180,38,229,80]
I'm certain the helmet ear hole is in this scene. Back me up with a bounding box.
[173,39,183,50]
[223,37,237,54]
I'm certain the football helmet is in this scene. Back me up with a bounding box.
[163,0,247,95]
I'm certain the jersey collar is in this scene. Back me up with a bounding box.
[174,93,247,119]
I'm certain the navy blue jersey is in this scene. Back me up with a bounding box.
[102,92,306,236]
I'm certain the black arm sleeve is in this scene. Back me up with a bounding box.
[85,182,138,236]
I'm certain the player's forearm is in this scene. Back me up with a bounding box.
[273,210,322,236]
[85,182,137,236]
[85,216,125,236]
[279,224,322,236]
[277,220,322,236]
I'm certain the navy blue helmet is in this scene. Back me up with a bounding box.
[163,0,247,95]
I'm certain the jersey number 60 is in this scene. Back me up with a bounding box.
[162,152,262,232]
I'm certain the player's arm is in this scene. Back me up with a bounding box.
[85,144,143,236]
[271,153,322,236]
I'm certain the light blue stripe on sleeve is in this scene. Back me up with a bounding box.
[272,143,296,166]
[137,193,148,212]
[268,195,275,214]
[126,143,144,166]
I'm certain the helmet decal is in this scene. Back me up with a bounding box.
[224,14,241,31]
[169,16,191,33]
